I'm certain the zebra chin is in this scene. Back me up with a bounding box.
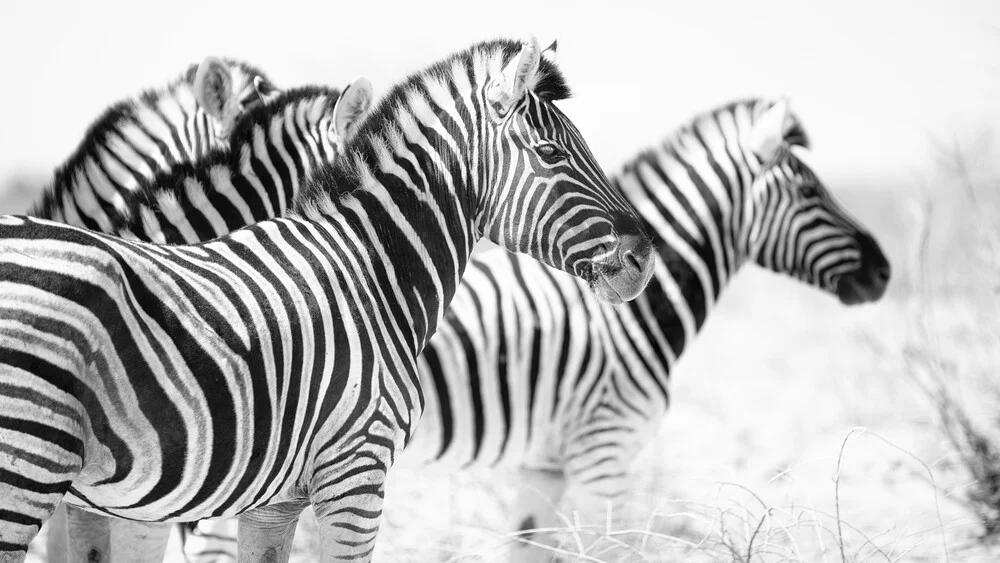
[587,233,656,304]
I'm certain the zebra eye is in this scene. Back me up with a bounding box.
[536,143,565,162]
[799,184,818,199]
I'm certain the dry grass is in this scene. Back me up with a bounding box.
[903,131,1000,542]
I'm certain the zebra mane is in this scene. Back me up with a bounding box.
[617,98,813,188]
[292,38,572,213]
[225,85,341,147]
[31,58,276,218]
[110,86,340,231]
[661,98,811,159]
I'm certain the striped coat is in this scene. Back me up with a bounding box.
[0,37,654,562]
[126,98,891,563]
[403,99,891,561]
[28,57,277,232]
[38,73,372,563]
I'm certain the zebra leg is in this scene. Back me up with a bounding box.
[183,518,239,562]
[110,520,171,563]
[558,452,633,560]
[63,505,110,563]
[236,501,307,563]
[310,480,386,562]
[508,467,568,563]
[43,503,68,563]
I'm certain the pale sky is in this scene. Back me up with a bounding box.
[1,0,997,208]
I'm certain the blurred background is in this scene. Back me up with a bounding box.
[4,0,1000,560]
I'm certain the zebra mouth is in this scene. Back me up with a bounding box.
[836,275,886,305]
[586,236,656,304]
[590,273,629,304]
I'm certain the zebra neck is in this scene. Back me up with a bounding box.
[227,115,322,217]
[302,141,479,358]
[30,79,217,228]
[615,141,759,373]
[120,97,334,245]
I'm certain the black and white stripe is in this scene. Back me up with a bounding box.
[402,98,891,560]
[38,74,371,563]
[28,57,278,232]
[106,80,369,245]
[129,98,893,563]
[0,37,653,562]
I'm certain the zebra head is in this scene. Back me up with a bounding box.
[742,100,890,305]
[109,77,374,244]
[223,76,373,172]
[192,57,282,141]
[481,38,655,304]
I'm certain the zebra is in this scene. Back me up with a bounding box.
[402,97,892,561]
[36,68,374,562]
[29,54,279,563]
[0,36,655,563]
[27,57,279,232]
[116,98,893,563]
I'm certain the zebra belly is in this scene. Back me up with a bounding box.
[60,433,304,522]
[400,405,569,471]
[60,485,303,522]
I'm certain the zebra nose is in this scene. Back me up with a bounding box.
[609,211,653,272]
[873,262,890,285]
[616,233,654,278]
[838,232,890,305]
[599,211,655,301]
[622,247,643,273]
[861,233,891,290]
[610,210,646,239]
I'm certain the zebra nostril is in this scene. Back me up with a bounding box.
[874,264,890,284]
[623,250,641,273]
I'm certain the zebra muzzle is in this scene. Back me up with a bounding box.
[589,231,655,304]
[836,232,891,305]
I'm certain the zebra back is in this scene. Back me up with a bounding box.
[28,57,279,233]
[107,78,373,244]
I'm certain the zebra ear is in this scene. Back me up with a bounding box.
[541,40,558,64]
[747,98,793,161]
[194,57,241,135]
[333,76,373,143]
[251,76,278,104]
[487,36,541,115]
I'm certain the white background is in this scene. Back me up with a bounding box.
[1,0,997,205]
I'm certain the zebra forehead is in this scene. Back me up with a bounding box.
[359,38,571,136]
